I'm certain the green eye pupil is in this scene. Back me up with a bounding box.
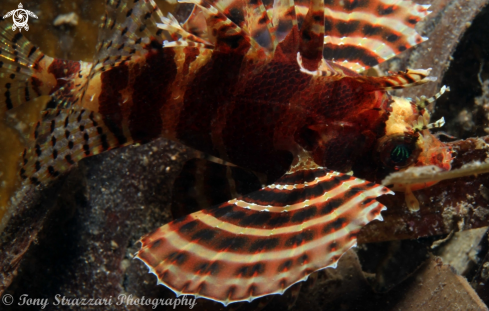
[390,144,411,163]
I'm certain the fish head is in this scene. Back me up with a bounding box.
[376,95,452,191]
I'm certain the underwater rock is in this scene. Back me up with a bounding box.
[392,257,487,310]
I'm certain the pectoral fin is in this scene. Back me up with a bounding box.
[137,158,392,305]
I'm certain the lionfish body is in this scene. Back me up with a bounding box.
[1,0,451,305]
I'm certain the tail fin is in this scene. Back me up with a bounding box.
[137,153,393,305]
[0,18,96,187]
[5,0,175,187]
[0,18,92,115]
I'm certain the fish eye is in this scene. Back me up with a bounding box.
[391,144,411,163]
[377,134,420,170]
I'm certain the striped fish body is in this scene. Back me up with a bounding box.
[92,47,393,179]
[1,0,436,185]
[12,40,403,184]
[0,0,452,306]
[18,41,421,183]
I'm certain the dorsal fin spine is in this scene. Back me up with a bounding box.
[298,0,325,71]
[248,0,278,53]
[178,0,265,55]
[156,19,214,47]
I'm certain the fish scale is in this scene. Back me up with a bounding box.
[0,0,452,306]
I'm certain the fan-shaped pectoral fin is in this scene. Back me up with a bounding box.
[137,152,393,305]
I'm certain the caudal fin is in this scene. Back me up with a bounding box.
[8,0,174,186]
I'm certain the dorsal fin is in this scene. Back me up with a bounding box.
[245,0,277,52]
[272,0,298,43]
[174,0,429,68]
[202,0,277,52]
[181,5,210,42]
[298,0,325,71]
[157,12,214,49]
[272,0,302,62]
[177,0,278,58]
[75,0,172,104]
[178,0,263,55]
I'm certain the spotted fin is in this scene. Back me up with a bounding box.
[93,0,170,70]
[0,16,95,114]
[12,0,173,185]
[137,156,392,305]
[19,106,127,185]
[0,19,56,117]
